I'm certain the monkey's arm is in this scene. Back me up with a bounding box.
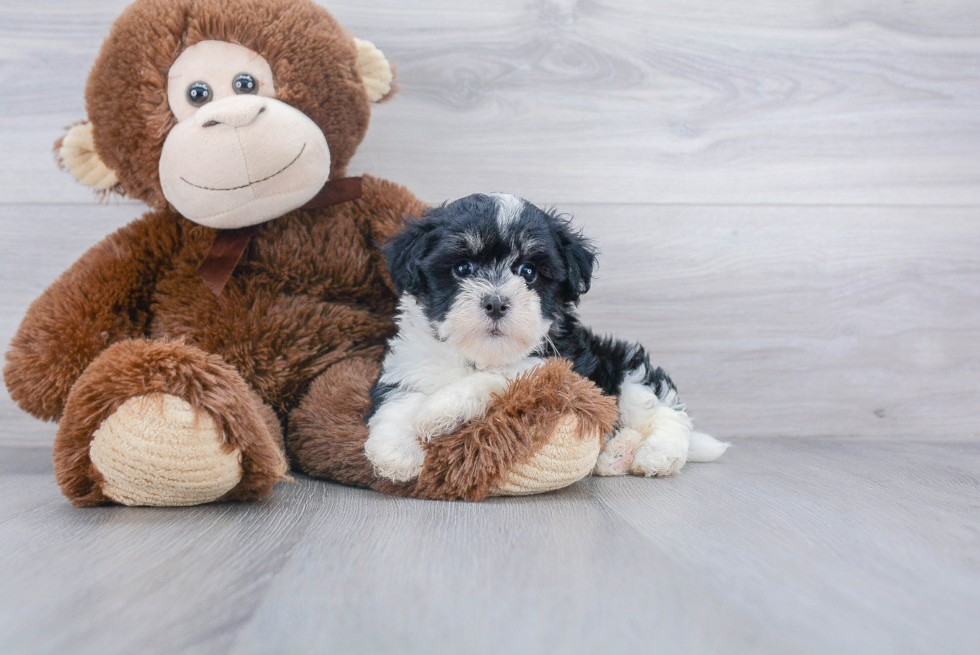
[4,210,182,420]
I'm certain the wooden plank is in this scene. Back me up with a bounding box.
[585,438,980,655]
[0,447,775,655]
[0,453,326,654]
[5,439,976,653]
[1,1,979,205]
[2,203,978,445]
[228,476,784,655]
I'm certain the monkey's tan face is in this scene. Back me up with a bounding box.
[159,41,331,229]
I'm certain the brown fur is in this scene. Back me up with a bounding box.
[287,356,414,497]
[4,174,421,425]
[55,338,287,507]
[289,358,619,502]
[414,359,619,501]
[85,0,375,208]
[5,210,182,421]
[4,0,615,505]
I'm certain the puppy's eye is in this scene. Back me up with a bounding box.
[233,73,258,94]
[454,261,474,277]
[517,263,536,282]
[187,82,212,106]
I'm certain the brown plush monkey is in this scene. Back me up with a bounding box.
[4,0,617,506]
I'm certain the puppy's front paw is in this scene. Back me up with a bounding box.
[414,393,470,441]
[629,406,692,477]
[364,436,425,483]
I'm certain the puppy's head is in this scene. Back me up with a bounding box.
[384,193,596,368]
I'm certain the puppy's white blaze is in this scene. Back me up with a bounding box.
[437,273,549,369]
[495,254,518,274]
[458,230,485,253]
[488,193,526,228]
[513,236,542,253]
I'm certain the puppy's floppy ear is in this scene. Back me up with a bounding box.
[383,218,440,295]
[554,218,597,303]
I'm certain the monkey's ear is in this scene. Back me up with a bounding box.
[353,38,396,103]
[54,121,119,191]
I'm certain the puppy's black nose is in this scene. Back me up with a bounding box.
[482,295,509,320]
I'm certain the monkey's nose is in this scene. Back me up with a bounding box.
[196,96,268,128]
[482,295,510,320]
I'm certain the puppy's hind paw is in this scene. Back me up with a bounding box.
[630,442,686,477]
[630,406,691,477]
[594,428,643,476]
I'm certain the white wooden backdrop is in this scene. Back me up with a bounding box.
[2,0,979,445]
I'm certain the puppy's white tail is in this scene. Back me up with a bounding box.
[687,431,730,463]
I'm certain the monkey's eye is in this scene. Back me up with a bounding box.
[454,261,474,277]
[233,73,258,94]
[517,263,536,282]
[187,82,212,106]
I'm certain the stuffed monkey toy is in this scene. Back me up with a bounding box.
[4,0,617,506]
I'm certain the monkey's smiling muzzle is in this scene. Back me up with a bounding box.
[160,94,330,229]
[158,41,332,230]
[179,141,307,192]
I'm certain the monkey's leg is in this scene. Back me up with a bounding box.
[55,338,287,507]
[288,357,617,501]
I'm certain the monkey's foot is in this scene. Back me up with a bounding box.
[88,393,243,506]
[490,414,603,495]
[55,338,287,507]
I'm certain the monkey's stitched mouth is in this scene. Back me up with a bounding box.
[180,143,306,191]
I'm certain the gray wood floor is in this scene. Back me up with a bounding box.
[2,439,979,654]
[2,0,979,653]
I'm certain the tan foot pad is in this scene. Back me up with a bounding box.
[490,415,602,496]
[89,393,243,506]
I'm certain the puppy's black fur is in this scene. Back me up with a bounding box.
[374,193,683,416]
[383,193,592,325]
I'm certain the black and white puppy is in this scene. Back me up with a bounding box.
[365,193,728,483]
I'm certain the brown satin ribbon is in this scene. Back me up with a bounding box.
[196,177,363,295]
[300,176,362,210]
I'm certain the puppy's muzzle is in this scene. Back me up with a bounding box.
[482,294,510,321]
